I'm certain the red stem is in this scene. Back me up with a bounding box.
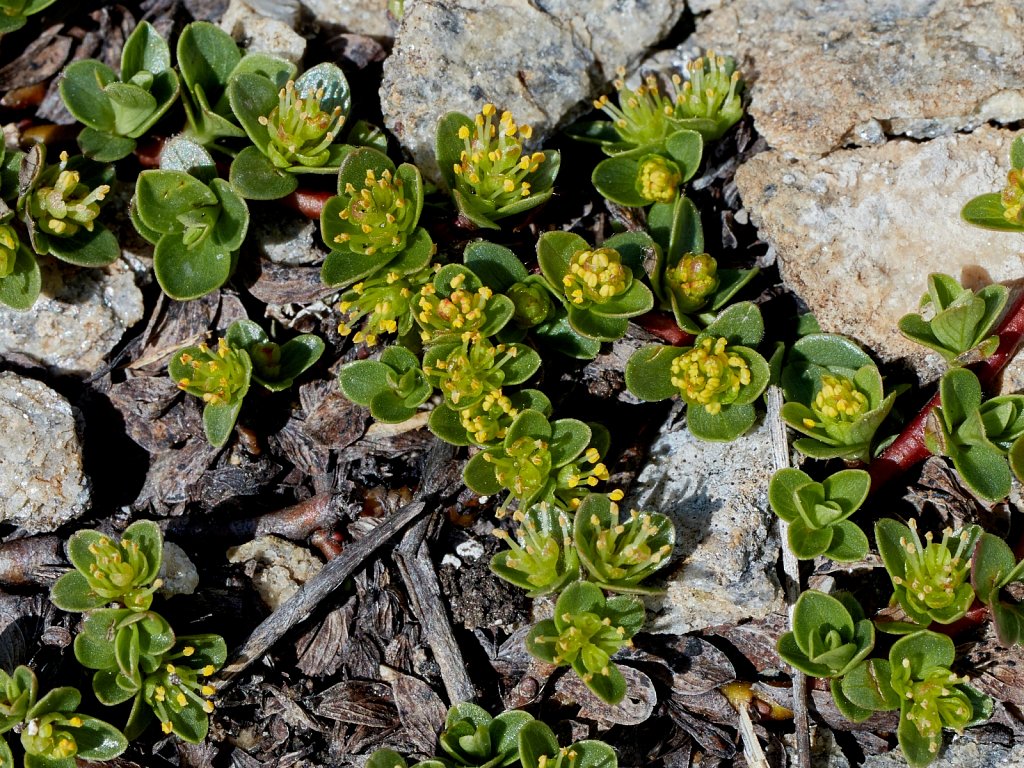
[869,289,1024,494]
[636,311,696,347]
[284,189,331,220]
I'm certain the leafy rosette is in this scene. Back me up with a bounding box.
[626,302,770,441]
[647,197,758,333]
[338,346,432,424]
[50,520,163,613]
[971,532,1024,646]
[779,333,896,462]
[491,503,579,597]
[223,319,323,392]
[876,518,980,626]
[768,468,870,562]
[438,702,534,768]
[898,273,1008,364]
[228,62,352,199]
[573,494,674,593]
[536,231,654,345]
[131,139,249,300]
[60,21,180,161]
[924,367,1024,502]
[436,105,559,229]
[422,336,541,413]
[320,147,433,289]
[518,720,618,768]
[525,581,645,704]
[777,590,874,679]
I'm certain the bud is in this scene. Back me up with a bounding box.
[665,253,719,312]
[452,105,544,208]
[507,280,554,327]
[669,336,753,415]
[173,338,250,408]
[0,223,18,278]
[332,168,416,256]
[1002,168,1024,224]
[261,80,345,169]
[562,247,630,307]
[811,374,869,424]
[636,154,682,203]
[28,152,109,238]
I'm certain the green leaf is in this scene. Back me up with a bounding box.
[549,419,592,467]
[77,128,136,162]
[825,520,870,562]
[121,21,171,80]
[648,196,703,267]
[700,301,763,347]
[229,145,298,200]
[962,193,1024,232]
[0,245,40,310]
[687,402,757,442]
[59,60,118,132]
[435,111,475,191]
[464,241,529,290]
[0,736,11,768]
[28,687,80,719]
[177,21,241,102]
[136,170,219,233]
[517,722,560,768]
[536,231,588,291]
[203,397,245,448]
[767,468,811,523]
[830,677,876,723]
[464,451,503,495]
[624,344,684,401]
[840,659,899,711]
[159,136,218,182]
[567,306,629,342]
[822,469,871,515]
[153,232,232,300]
[50,572,105,612]
[665,130,704,181]
[787,518,833,559]
[951,440,1012,502]
[45,227,120,268]
[533,312,603,360]
[367,750,408,768]
[591,154,646,207]
[105,81,159,136]
[123,520,163,584]
[227,72,279,154]
[337,146,396,192]
[593,280,655,319]
[209,179,249,251]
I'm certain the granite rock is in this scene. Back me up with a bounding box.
[0,373,89,532]
[630,406,784,634]
[221,0,306,64]
[695,0,1024,157]
[736,126,1024,389]
[301,0,393,38]
[862,735,1024,768]
[380,0,686,181]
[0,259,144,375]
[251,212,325,266]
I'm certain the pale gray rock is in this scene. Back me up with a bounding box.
[380,0,686,181]
[0,259,144,375]
[158,542,200,597]
[227,535,323,609]
[694,0,1024,157]
[0,374,89,532]
[301,0,393,38]
[253,212,325,266]
[735,126,1024,390]
[221,0,306,64]
[631,406,784,634]
[862,736,1024,768]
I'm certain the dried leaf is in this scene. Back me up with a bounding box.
[555,665,657,725]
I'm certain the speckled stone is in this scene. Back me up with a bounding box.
[380,0,686,182]
[694,0,1024,157]
[0,259,144,375]
[630,407,784,634]
[221,0,306,64]
[0,373,89,532]
[301,0,393,38]
[736,125,1024,390]
[227,535,323,609]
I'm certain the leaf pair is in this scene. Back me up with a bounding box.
[768,468,870,562]
[591,131,702,208]
[169,320,323,447]
[626,301,770,441]
[779,333,895,462]
[438,702,534,768]
[536,231,655,347]
[776,590,874,679]
[924,367,1024,501]
[647,197,758,334]
[898,273,1008,364]
[132,138,249,300]
[970,533,1024,646]
[60,22,180,161]
[338,346,432,423]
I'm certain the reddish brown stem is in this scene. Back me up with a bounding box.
[928,602,990,639]
[636,311,696,347]
[284,189,332,220]
[869,289,1024,494]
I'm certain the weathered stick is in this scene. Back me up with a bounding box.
[215,500,426,687]
[395,518,476,704]
[767,386,811,768]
